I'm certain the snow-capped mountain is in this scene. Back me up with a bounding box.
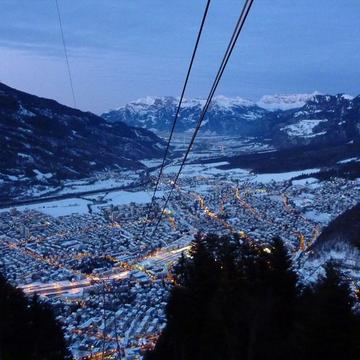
[102,96,273,136]
[0,82,165,200]
[103,93,360,149]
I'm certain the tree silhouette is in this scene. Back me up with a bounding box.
[294,262,360,360]
[146,234,360,360]
[0,273,70,359]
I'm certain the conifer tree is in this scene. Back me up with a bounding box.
[147,235,360,360]
[294,262,360,360]
[0,273,70,359]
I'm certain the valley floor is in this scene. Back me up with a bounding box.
[1,139,360,359]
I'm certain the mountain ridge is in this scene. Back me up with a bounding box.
[102,93,360,149]
[0,82,165,201]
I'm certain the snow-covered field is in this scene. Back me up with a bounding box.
[102,190,165,206]
[291,177,319,187]
[162,162,249,177]
[0,198,91,217]
[58,178,135,195]
[0,190,162,217]
[251,169,320,183]
[1,146,326,219]
[162,161,320,184]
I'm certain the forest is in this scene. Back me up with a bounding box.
[146,234,360,360]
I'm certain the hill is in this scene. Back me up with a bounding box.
[0,82,165,200]
[310,203,360,253]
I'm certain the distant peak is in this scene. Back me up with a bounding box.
[257,92,321,111]
[116,95,254,111]
[211,95,254,108]
[131,96,158,106]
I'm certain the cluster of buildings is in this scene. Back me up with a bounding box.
[1,169,360,358]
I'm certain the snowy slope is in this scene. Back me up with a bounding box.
[0,82,165,201]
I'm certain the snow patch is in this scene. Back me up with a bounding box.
[18,153,33,160]
[291,177,319,186]
[0,199,91,217]
[281,119,328,138]
[341,94,354,100]
[337,157,360,164]
[18,105,36,117]
[33,169,53,180]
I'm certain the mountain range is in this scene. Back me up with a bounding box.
[103,93,360,149]
[0,82,165,200]
[2,82,360,201]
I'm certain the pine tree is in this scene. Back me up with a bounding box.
[146,234,223,360]
[147,235,360,360]
[294,262,360,360]
[250,237,298,360]
[0,273,70,359]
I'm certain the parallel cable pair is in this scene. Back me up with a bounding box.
[149,0,255,241]
[141,0,212,237]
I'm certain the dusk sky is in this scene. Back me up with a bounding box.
[1,0,360,114]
